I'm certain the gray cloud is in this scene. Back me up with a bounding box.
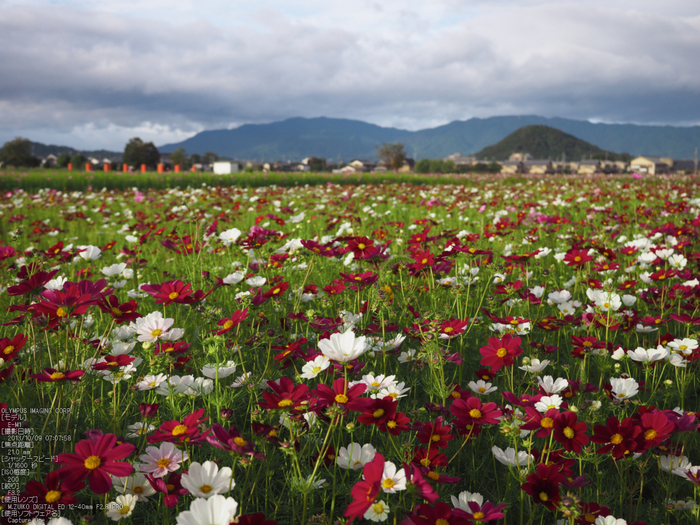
[1,1,699,149]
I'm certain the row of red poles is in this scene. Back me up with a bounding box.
[66,163,194,173]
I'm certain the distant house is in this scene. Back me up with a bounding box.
[444,153,477,165]
[213,161,240,174]
[509,152,533,162]
[41,154,58,167]
[672,159,697,174]
[570,160,601,175]
[630,156,673,175]
[522,160,553,174]
[333,165,358,174]
[398,158,415,173]
[499,161,523,174]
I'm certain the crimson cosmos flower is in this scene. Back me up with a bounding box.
[0,333,27,361]
[99,295,141,324]
[404,501,470,525]
[142,280,194,305]
[258,377,310,411]
[415,416,454,449]
[563,249,593,266]
[20,470,83,519]
[478,334,522,372]
[54,433,135,494]
[207,423,264,459]
[553,411,589,453]
[148,408,210,445]
[379,411,411,435]
[521,407,560,438]
[521,462,564,511]
[591,416,642,460]
[146,472,188,508]
[313,378,369,414]
[438,318,469,339]
[638,411,675,449]
[31,368,85,383]
[403,462,439,503]
[344,453,384,524]
[236,513,278,525]
[450,396,502,429]
[214,308,249,336]
[453,500,506,523]
[356,397,397,427]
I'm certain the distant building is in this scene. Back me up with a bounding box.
[499,161,523,174]
[213,161,240,174]
[444,153,477,165]
[672,159,697,174]
[509,152,533,162]
[522,160,553,174]
[630,156,673,175]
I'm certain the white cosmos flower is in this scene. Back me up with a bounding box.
[668,253,687,269]
[106,494,138,521]
[300,355,331,379]
[136,373,168,391]
[534,395,563,413]
[372,382,410,400]
[468,380,497,395]
[451,491,484,511]
[102,263,127,277]
[125,235,139,244]
[134,311,175,343]
[246,276,266,287]
[610,377,639,400]
[126,422,155,438]
[667,353,687,368]
[337,443,377,470]
[112,473,156,501]
[628,346,668,363]
[222,271,244,285]
[492,446,532,467]
[78,245,102,261]
[595,517,627,525]
[519,359,550,373]
[364,500,390,522]
[45,275,68,291]
[358,374,397,392]
[380,461,406,493]
[219,228,241,246]
[595,291,622,312]
[621,294,636,307]
[659,455,692,476]
[175,495,239,525]
[201,361,237,379]
[156,375,195,396]
[537,375,568,394]
[397,349,416,363]
[668,338,698,355]
[184,377,215,397]
[557,301,576,315]
[548,290,572,304]
[318,330,367,362]
[180,461,234,499]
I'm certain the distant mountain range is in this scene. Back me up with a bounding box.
[474,125,630,162]
[30,142,122,161]
[158,116,700,160]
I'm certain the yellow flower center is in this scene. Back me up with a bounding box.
[574,256,581,262]
[56,307,68,317]
[644,429,657,440]
[133,486,143,494]
[387,421,397,429]
[585,514,596,523]
[233,437,248,447]
[373,409,385,418]
[44,490,61,503]
[278,399,293,407]
[540,417,553,429]
[169,292,179,300]
[157,458,171,468]
[151,328,163,338]
[469,409,482,419]
[436,520,450,525]
[478,387,486,393]
[382,478,395,489]
[358,243,366,250]
[171,424,188,436]
[84,455,101,470]
[563,427,575,439]
[496,348,507,358]
[166,484,175,491]
[473,512,485,521]
[427,471,440,480]
[372,502,385,513]
[610,433,623,445]
[371,381,381,387]
[334,394,349,404]
[443,327,453,333]
[3,346,15,354]
[539,491,549,501]
[111,307,123,316]
[420,458,431,467]
[119,506,131,515]
[431,435,441,442]
[679,345,687,350]
[50,372,65,380]
[199,484,213,494]
[617,393,626,398]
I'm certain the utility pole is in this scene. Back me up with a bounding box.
[694,147,698,175]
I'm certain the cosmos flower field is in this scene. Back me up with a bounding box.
[1,174,700,525]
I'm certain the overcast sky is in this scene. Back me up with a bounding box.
[1,0,699,150]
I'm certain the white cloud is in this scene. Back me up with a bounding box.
[1,0,699,149]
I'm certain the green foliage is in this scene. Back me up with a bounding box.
[376,142,407,171]
[169,147,188,168]
[122,137,161,168]
[69,153,86,168]
[0,137,39,167]
[308,156,326,172]
[415,159,431,173]
[202,151,219,165]
[475,124,628,161]
[56,154,70,168]
[429,159,444,173]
